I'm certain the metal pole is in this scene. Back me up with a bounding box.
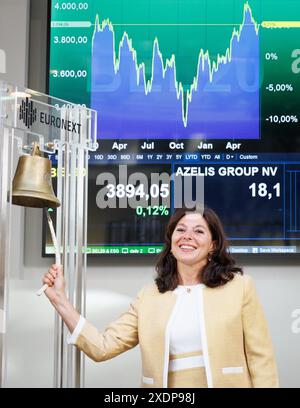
[0,126,13,387]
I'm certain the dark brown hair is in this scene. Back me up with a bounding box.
[155,207,243,292]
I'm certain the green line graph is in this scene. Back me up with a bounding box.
[91,3,259,126]
[50,0,300,107]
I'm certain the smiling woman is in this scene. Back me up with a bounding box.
[155,207,243,292]
[42,206,279,388]
[151,207,279,388]
[172,213,214,270]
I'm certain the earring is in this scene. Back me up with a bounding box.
[207,253,212,262]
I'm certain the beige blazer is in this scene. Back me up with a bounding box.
[75,274,279,388]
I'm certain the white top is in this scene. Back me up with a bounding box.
[170,284,203,355]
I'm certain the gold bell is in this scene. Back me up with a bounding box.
[12,143,60,208]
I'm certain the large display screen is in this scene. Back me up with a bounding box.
[46,0,300,255]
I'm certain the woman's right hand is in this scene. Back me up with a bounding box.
[42,265,81,333]
[43,264,65,303]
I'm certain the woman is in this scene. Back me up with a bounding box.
[43,207,279,388]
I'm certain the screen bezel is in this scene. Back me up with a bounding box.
[43,0,300,257]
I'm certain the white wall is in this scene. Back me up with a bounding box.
[0,0,29,84]
[0,0,29,280]
[244,259,300,388]
[1,0,299,388]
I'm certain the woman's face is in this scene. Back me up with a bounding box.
[171,213,214,266]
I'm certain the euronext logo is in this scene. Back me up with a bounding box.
[19,98,37,128]
[18,98,82,134]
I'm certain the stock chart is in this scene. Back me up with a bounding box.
[47,0,300,254]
